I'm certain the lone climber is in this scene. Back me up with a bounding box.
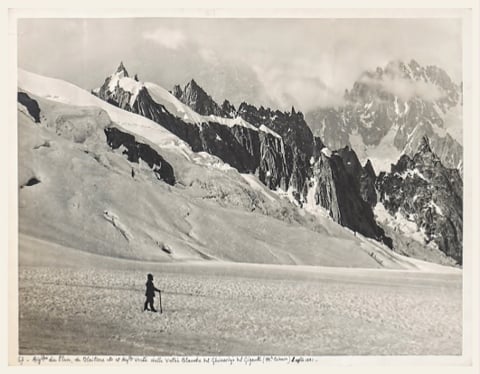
[144,273,161,312]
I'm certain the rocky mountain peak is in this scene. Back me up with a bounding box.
[312,150,390,245]
[376,141,463,264]
[186,79,200,90]
[305,58,463,175]
[116,61,129,78]
[172,84,182,98]
[172,78,224,117]
[221,99,236,118]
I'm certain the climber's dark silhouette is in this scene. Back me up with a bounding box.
[144,273,160,312]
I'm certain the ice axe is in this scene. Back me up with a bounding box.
[158,290,163,314]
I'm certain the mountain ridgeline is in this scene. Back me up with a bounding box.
[94,63,391,246]
[93,62,463,263]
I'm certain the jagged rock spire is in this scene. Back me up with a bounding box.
[172,78,224,117]
[188,79,199,88]
[363,159,376,179]
[116,61,129,77]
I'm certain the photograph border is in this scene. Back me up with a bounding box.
[2,1,479,372]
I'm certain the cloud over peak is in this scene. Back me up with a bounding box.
[358,69,447,102]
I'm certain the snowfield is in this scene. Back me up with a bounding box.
[19,235,461,356]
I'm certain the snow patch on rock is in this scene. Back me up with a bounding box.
[396,168,429,182]
[374,203,426,244]
[321,147,332,158]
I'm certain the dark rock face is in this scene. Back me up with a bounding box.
[236,103,314,196]
[312,152,391,247]
[376,136,463,263]
[172,79,225,117]
[335,146,377,207]
[361,160,378,207]
[104,127,175,185]
[306,59,463,174]
[18,92,41,123]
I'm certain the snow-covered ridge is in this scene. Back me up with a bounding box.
[146,80,281,138]
[111,77,283,138]
[17,69,212,164]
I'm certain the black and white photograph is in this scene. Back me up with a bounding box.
[5,1,480,369]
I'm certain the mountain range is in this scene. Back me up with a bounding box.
[17,59,463,266]
[305,59,463,176]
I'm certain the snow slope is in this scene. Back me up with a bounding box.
[17,92,380,267]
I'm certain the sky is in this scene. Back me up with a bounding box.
[17,18,462,112]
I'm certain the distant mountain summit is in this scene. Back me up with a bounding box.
[306,59,463,175]
[376,135,463,264]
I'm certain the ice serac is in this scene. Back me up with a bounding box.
[104,127,175,185]
[172,79,225,117]
[306,59,463,175]
[376,136,463,264]
[311,150,391,247]
[94,63,289,190]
